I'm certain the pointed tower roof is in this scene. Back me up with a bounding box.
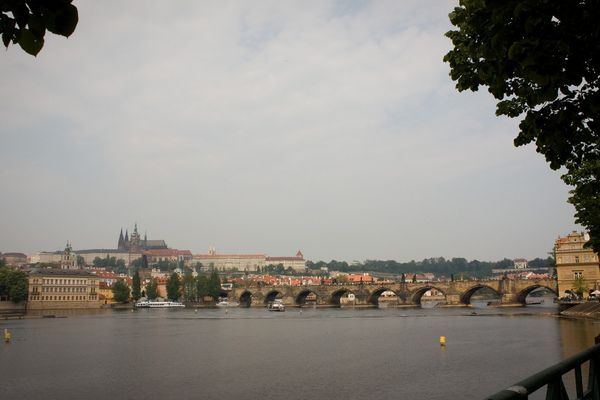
[118,229,124,249]
[124,230,129,243]
[296,250,303,258]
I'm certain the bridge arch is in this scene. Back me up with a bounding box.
[367,288,398,305]
[264,290,283,305]
[238,291,253,308]
[330,288,355,306]
[460,285,501,305]
[410,286,446,305]
[516,285,558,304]
[296,290,318,306]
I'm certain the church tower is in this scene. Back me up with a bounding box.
[61,241,77,270]
[118,229,125,250]
[129,223,142,253]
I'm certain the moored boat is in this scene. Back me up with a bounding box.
[216,300,239,307]
[135,300,149,308]
[267,299,285,312]
[136,300,185,308]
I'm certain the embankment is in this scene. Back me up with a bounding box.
[560,302,600,319]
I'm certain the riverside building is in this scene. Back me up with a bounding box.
[554,231,600,298]
[192,247,306,272]
[27,269,101,310]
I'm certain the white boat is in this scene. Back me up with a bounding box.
[136,300,185,308]
[267,299,285,312]
[216,300,239,307]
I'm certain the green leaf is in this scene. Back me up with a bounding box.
[47,4,78,37]
[18,29,44,56]
[2,31,11,48]
[27,15,46,38]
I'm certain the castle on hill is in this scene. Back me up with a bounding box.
[117,223,168,252]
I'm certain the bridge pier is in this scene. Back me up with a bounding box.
[445,294,462,306]
[501,293,521,306]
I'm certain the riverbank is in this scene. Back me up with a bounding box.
[560,302,600,320]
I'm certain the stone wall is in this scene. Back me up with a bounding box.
[0,300,26,313]
[27,300,103,310]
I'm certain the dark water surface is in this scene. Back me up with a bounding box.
[2,303,599,400]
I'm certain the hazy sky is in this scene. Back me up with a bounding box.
[1,1,579,262]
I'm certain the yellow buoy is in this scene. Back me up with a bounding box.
[439,336,446,346]
[4,328,11,343]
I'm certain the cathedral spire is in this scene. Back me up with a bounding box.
[118,229,124,250]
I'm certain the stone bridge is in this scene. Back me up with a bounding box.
[227,278,557,307]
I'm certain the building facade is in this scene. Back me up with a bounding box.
[27,269,101,309]
[555,231,600,297]
[144,249,193,265]
[192,247,306,272]
[0,252,28,267]
[265,251,306,272]
[193,246,267,272]
[513,258,528,269]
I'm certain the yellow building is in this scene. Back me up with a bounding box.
[27,269,101,310]
[555,231,600,298]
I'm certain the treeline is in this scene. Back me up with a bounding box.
[115,269,223,303]
[93,256,127,274]
[306,257,555,278]
[0,262,28,303]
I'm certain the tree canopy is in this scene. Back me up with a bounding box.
[444,0,600,253]
[0,267,28,303]
[93,256,127,274]
[112,280,130,303]
[207,270,221,300]
[166,272,180,301]
[1,0,79,56]
[145,278,158,300]
[306,256,553,278]
[131,269,141,301]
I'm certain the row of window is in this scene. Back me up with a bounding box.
[31,286,90,293]
[35,278,91,285]
[29,295,97,301]
[557,254,598,264]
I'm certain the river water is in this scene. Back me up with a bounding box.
[1,301,599,400]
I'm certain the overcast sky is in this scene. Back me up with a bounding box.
[1,1,579,262]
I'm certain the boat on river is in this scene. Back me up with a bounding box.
[216,300,239,307]
[135,300,185,308]
[267,299,285,312]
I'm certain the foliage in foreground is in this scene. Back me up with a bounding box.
[0,0,78,56]
[444,0,600,253]
[0,266,28,303]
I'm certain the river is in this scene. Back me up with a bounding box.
[1,301,598,400]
